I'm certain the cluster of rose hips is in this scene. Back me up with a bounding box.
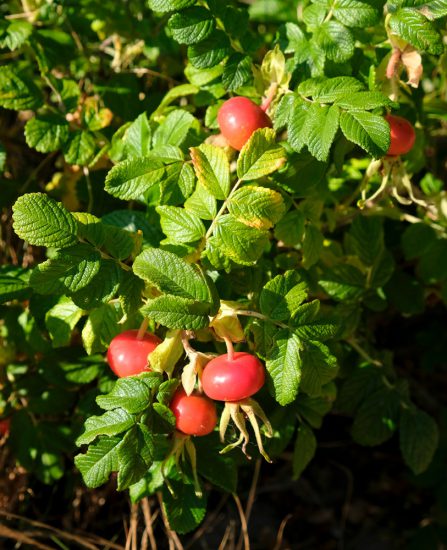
[107,329,269,457]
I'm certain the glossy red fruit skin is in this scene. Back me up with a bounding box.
[0,418,10,436]
[385,114,416,156]
[202,352,265,402]
[106,330,161,378]
[170,389,217,436]
[217,97,272,151]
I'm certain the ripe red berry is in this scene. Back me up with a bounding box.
[0,418,10,437]
[106,330,161,378]
[217,97,272,151]
[385,114,416,156]
[202,352,265,402]
[170,388,217,436]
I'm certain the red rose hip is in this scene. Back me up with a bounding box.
[202,352,265,402]
[106,329,161,378]
[385,114,416,156]
[217,97,272,151]
[170,388,217,436]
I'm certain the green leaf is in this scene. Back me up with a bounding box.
[190,144,230,200]
[209,214,270,266]
[319,264,365,301]
[302,224,324,269]
[159,160,195,206]
[157,379,180,405]
[0,20,32,50]
[184,183,217,220]
[71,260,122,309]
[340,111,390,158]
[266,329,302,405]
[348,216,384,266]
[168,7,215,44]
[30,244,101,295]
[118,271,146,320]
[0,273,31,304]
[195,434,238,493]
[420,0,447,19]
[314,21,354,63]
[300,341,338,396]
[260,271,308,321]
[124,112,152,158]
[148,0,196,12]
[77,409,136,445]
[116,425,157,490]
[292,423,317,479]
[141,295,211,330]
[133,248,212,302]
[75,436,120,489]
[73,212,106,248]
[237,128,286,181]
[63,131,96,166]
[82,303,121,355]
[45,297,83,348]
[303,103,340,162]
[96,378,152,413]
[222,53,252,91]
[274,210,306,246]
[228,185,286,229]
[188,31,231,69]
[336,365,382,415]
[153,110,195,148]
[13,193,78,248]
[296,394,333,429]
[389,8,443,55]
[161,472,207,533]
[400,408,439,475]
[102,209,161,248]
[332,0,379,27]
[0,66,42,110]
[105,157,165,200]
[102,224,136,260]
[157,206,205,243]
[335,91,393,111]
[299,76,365,103]
[352,388,400,446]
[25,114,69,153]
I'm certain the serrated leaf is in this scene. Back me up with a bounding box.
[168,7,215,44]
[153,110,195,148]
[260,271,308,321]
[148,0,196,12]
[13,193,77,248]
[159,160,195,206]
[209,214,270,266]
[333,0,379,27]
[237,128,286,181]
[299,76,365,103]
[157,379,180,405]
[102,224,136,260]
[63,131,96,166]
[0,273,31,304]
[335,91,393,111]
[162,472,207,533]
[105,157,165,200]
[82,303,121,355]
[30,244,101,295]
[293,423,317,479]
[352,388,400,446]
[190,144,230,200]
[222,53,252,91]
[420,0,447,19]
[389,8,443,55]
[227,185,286,229]
[0,66,42,110]
[266,329,302,405]
[296,394,333,429]
[340,111,390,158]
[314,21,354,63]
[349,216,384,266]
[124,112,152,158]
[133,248,211,302]
[102,209,161,248]
[188,31,231,69]
[45,297,83,348]
[195,434,238,493]
[75,436,120,488]
[71,260,122,309]
[157,206,205,244]
[400,408,439,475]
[274,210,306,246]
[0,20,32,50]
[302,224,324,268]
[184,183,217,220]
[141,295,211,330]
[336,365,382,415]
[77,409,135,445]
[300,341,338,396]
[25,114,69,153]
[96,378,152,413]
[319,264,366,301]
[118,271,146,319]
[303,103,340,161]
[73,212,106,248]
[116,425,157,490]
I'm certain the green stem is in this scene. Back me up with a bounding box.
[233,309,290,331]
[205,177,244,240]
